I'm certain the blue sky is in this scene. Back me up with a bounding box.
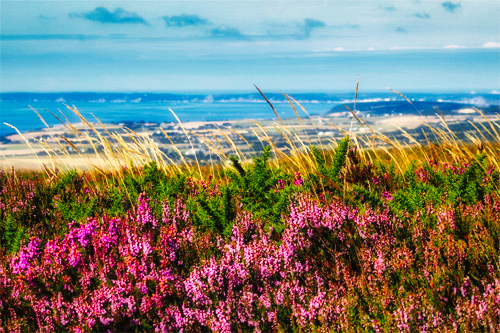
[1,0,499,92]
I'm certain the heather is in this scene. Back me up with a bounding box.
[1,88,500,332]
[1,131,500,331]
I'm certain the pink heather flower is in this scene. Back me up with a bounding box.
[11,237,40,274]
[99,316,113,325]
[294,172,303,187]
[382,191,393,201]
[416,167,429,182]
[308,291,326,320]
[5,185,500,331]
[212,306,231,332]
[374,251,386,275]
[100,217,120,250]
[259,293,272,309]
[68,246,81,267]
[267,310,277,323]
[75,220,96,248]
[162,202,172,224]
[437,206,455,230]
[395,306,410,331]
[125,228,141,257]
[136,193,158,228]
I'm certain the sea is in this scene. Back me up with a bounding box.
[1,91,499,136]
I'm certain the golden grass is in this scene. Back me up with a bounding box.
[3,90,500,183]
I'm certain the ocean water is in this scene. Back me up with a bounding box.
[1,92,499,136]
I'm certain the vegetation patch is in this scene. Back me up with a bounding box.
[1,98,500,331]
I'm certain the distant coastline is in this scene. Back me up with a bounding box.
[1,95,499,171]
[1,91,499,137]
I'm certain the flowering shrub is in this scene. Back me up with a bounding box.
[1,143,500,330]
[2,188,500,331]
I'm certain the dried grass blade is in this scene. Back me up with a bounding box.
[254,85,282,123]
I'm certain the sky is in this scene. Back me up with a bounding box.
[1,0,499,92]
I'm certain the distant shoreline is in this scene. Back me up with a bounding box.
[2,94,499,135]
[2,101,499,171]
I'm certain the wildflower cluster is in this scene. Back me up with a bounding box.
[1,142,500,330]
[1,188,500,331]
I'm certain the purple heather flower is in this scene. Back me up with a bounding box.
[374,251,386,275]
[294,172,303,186]
[382,191,393,201]
[11,237,40,274]
[136,193,158,228]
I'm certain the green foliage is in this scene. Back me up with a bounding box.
[190,189,237,239]
[105,186,129,218]
[1,215,26,254]
[310,145,327,176]
[221,186,237,236]
[311,136,350,193]
[222,146,294,233]
[229,155,246,178]
[388,152,491,216]
[350,184,381,208]
[53,170,102,229]
[55,170,81,195]
[2,139,500,259]
[454,152,487,205]
[330,136,350,181]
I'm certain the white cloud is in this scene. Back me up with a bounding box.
[443,44,463,49]
[313,46,349,52]
[390,46,431,50]
[483,41,500,48]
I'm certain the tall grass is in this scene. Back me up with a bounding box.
[3,89,500,183]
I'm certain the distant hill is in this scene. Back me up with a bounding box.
[327,101,498,116]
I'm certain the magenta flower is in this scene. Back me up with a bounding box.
[373,251,386,275]
[383,191,393,201]
[294,172,303,187]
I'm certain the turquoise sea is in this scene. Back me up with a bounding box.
[1,91,499,136]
